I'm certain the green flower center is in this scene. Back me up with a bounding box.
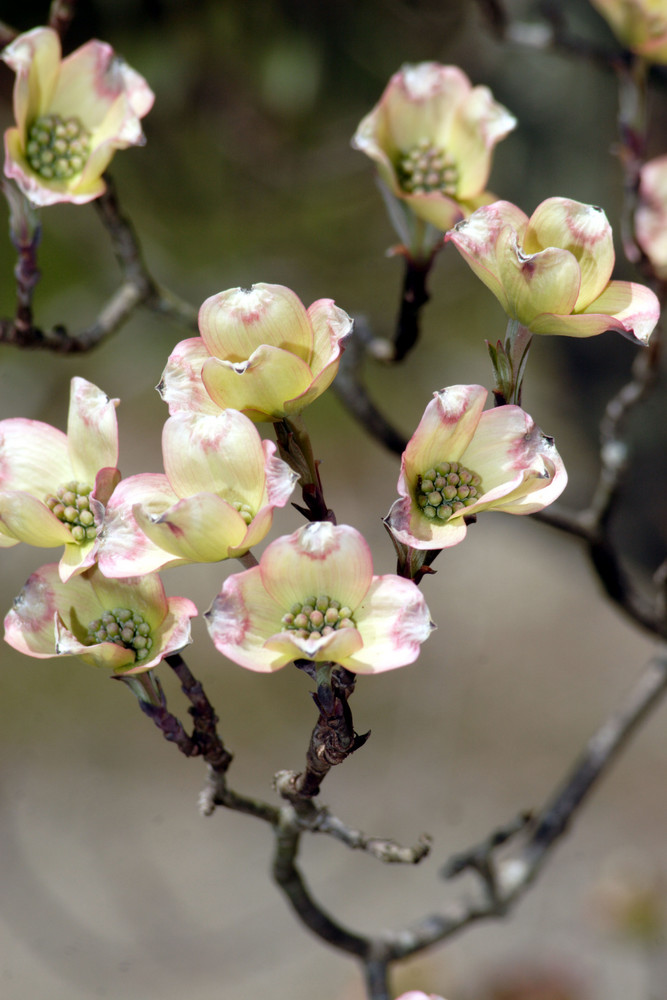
[230,499,254,525]
[26,114,91,181]
[281,595,355,642]
[397,139,458,196]
[85,608,154,662]
[45,481,98,544]
[415,461,482,522]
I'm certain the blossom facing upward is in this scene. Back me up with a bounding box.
[4,563,197,674]
[98,409,298,576]
[446,198,660,343]
[0,377,120,580]
[635,154,667,279]
[589,0,667,63]
[205,522,433,674]
[352,62,516,232]
[2,26,154,206]
[159,283,353,422]
[386,384,567,550]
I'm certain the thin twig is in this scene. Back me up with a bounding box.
[48,0,77,41]
[380,646,667,960]
[0,174,198,352]
[272,808,369,958]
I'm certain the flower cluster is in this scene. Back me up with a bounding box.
[160,283,353,422]
[386,384,567,551]
[2,27,154,206]
[352,62,516,233]
[446,198,660,343]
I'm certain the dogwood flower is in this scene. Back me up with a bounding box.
[98,409,298,576]
[446,198,660,343]
[635,154,667,278]
[2,26,154,206]
[205,522,433,674]
[352,62,516,233]
[0,377,120,580]
[4,563,196,674]
[159,283,353,422]
[589,0,667,63]
[386,384,567,550]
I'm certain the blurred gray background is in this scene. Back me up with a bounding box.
[0,1,665,998]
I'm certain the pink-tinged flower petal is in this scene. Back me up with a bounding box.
[446,201,530,312]
[263,625,364,665]
[497,235,580,325]
[199,283,313,363]
[0,530,20,549]
[229,503,274,555]
[2,28,60,134]
[400,385,487,493]
[0,418,71,492]
[98,474,178,577]
[530,281,660,343]
[347,576,434,673]
[66,377,119,482]
[89,570,169,630]
[636,155,667,279]
[457,406,547,494]
[53,40,153,135]
[162,410,267,506]
[133,493,249,563]
[201,345,314,421]
[157,337,221,415]
[307,298,353,378]
[260,522,374,611]
[386,494,469,549]
[523,198,614,309]
[58,536,98,582]
[0,490,74,546]
[401,191,465,232]
[447,85,517,199]
[205,568,289,673]
[4,563,63,657]
[263,440,300,508]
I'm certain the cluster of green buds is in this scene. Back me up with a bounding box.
[229,499,254,525]
[45,481,97,543]
[85,608,154,662]
[26,113,90,180]
[416,461,482,521]
[281,595,355,641]
[397,138,458,196]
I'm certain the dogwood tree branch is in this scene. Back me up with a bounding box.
[380,645,667,961]
[0,173,198,351]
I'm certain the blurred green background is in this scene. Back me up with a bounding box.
[0,1,665,999]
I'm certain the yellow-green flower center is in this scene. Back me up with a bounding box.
[45,481,98,544]
[281,595,355,641]
[416,461,482,522]
[86,608,154,662]
[397,139,458,196]
[26,114,91,181]
[230,499,254,525]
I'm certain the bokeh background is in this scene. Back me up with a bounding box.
[0,1,665,998]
